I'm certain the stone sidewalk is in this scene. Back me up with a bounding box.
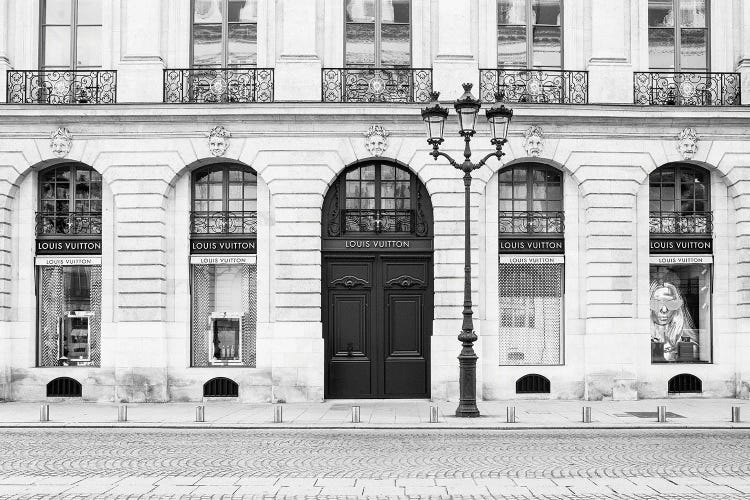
[0,398,748,429]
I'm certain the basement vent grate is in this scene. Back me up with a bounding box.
[515,374,550,394]
[46,377,82,397]
[668,373,702,394]
[203,377,239,397]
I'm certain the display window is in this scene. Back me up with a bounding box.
[498,261,563,365]
[37,264,101,367]
[191,262,256,367]
[649,263,711,363]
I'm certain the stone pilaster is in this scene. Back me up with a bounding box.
[431,0,478,101]
[0,0,9,103]
[115,0,165,102]
[737,2,750,105]
[576,164,646,400]
[273,0,322,102]
[587,0,635,104]
[0,162,20,400]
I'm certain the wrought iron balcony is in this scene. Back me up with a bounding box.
[649,211,712,235]
[164,68,274,103]
[479,69,588,104]
[7,70,116,104]
[36,212,102,236]
[498,211,564,234]
[342,209,414,233]
[322,68,432,103]
[634,72,740,106]
[191,211,257,235]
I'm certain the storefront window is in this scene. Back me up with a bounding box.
[192,0,258,66]
[650,263,711,363]
[345,0,411,67]
[497,0,562,69]
[499,262,563,365]
[38,264,101,367]
[191,263,256,366]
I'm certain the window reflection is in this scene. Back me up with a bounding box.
[193,0,258,67]
[497,0,561,69]
[345,0,410,67]
[648,0,708,71]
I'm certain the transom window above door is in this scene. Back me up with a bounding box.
[648,0,708,71]
[41,0,102,69]
[37,164,102,236]
[191,165,257,235]
[649,163,711,234]
[497,0,562,69]
[498,164,563,234]
[345,0,411,67]
[192,0,258,67]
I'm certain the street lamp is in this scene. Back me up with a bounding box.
[421,83,513,418]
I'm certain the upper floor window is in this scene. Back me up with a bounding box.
[191,165,257,235]
[498,164,563,234]
[192,0,258,67]
[38,164,102,236]
[497,0,561,69]
[345,0,411,67]
[41,0,102,69]
[649,163,711,234]
[648,0,708,71]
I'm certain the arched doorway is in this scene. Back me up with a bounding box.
[322,160,433,398]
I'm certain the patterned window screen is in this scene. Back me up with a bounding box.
[498,262,563,365]
[38,265,102,367]
[191,263,257,367]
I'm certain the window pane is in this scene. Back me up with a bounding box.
[532,26,561,68]
[228,0,257,22]
[680,0,706,28]
[77,0,102,25]
[194,0,223,23]
[498,26,527,67]
[382,0,409,23]
[649,264,711,363]
[648,0,674,27]
[193,24,223,66]
[346,0,375,22]
[228,24,257,65]
[361,165,375,180]
[680,29,707,70]
[498,0,526,24]
[533,0,560,25]
[45,0,71,24]
[44,26,71,67]
[346,24,375,66]
[76,26,102,67]
[648,28,675,70]
[381,24,410,66]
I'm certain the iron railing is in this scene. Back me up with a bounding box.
[322,67,432,103]
[36,212,102,236]
[342,209,414,233]
[190,211,257,235]
[7,70,116,104]
[479,69,588,104]
[649,211,712,234]
[164,68,274,103]
[498,211,564,234]
[634,72,741,106]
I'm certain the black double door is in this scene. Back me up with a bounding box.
[324,254,432,398]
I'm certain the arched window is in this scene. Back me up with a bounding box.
[498,163,563,234]
[191,165,257,235]
[649,163,711,234]
[38,164,102,235]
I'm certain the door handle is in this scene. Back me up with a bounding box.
[347,343,354,357]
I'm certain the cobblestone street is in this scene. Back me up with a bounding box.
[0,429,749,498]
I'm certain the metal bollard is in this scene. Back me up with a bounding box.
[273,404,283,423]
[506,406,516,423]
[657,405,667,423]
[429,405,439,423]
[39,404,50,422]
[732,406,741,423]
[118,405,128,422]
[582,406,592,423]
[195,405,205,422]
[351,406,360,423]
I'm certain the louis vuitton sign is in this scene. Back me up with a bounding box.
[190,238,257,254]
[649,237,712,254]
[498,237,564,254]
[36,239,102,255]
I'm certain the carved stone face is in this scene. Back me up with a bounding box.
[678,136,698,160]
[366,133,388,157]
[209,135,228,157]
[524,133,543,157]
[50,129,72,158]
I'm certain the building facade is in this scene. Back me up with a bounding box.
[1,0,749,402]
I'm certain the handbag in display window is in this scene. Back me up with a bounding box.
[208,312,243,365]
[677,336,699,362]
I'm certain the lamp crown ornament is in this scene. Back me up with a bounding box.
[208,125,231,157]
[364,124,390,157]
[50,127,72,158]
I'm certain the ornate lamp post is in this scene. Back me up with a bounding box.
[421,83,513,417]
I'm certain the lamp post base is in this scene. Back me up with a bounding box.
[455,348,480,417]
